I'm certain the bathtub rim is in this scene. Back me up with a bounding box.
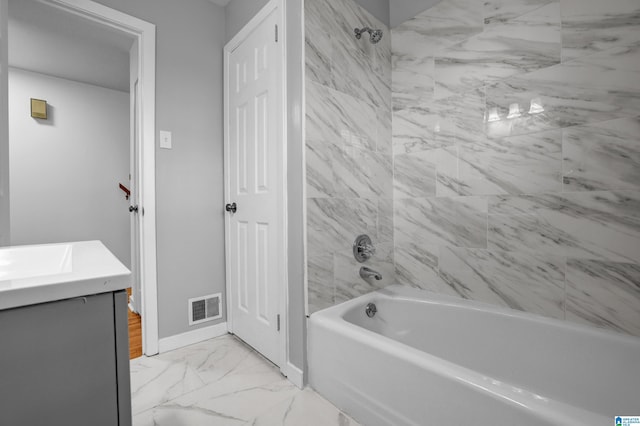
[313,284,640,346]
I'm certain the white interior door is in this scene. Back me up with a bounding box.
[225,5,284,366]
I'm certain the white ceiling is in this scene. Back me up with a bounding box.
[207,0,232,7]
[8,0,134,92]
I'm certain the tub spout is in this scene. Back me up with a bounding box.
[360,266,382,281]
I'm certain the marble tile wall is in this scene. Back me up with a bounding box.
[305,0,394,314]
[392,0,640,337]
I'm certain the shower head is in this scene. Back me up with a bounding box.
[354,27,383,44]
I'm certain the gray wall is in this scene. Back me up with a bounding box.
[224,0,306,372]
[224,0,269,43]
[94,0,227,339]
[8,0,131,92]
[392,0,640,338]
[0,0,9,247]
[353,0,389,27]
[8,69,130,266]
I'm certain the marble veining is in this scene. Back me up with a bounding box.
[306,81,378,151]
[439,87,486,146]
[394,196,488,249]
[391,0,640,337]
[391,0,484,60]
[305,12,333,89]
[454,130,563,195]
[132,335,359,425]
[391,56,434,112]
[304,0,359,57]
[561,0,640,62]
[307,253,335,313]
[163,377,298,423]
[334,242,394,304]
[250,387,359,426]
[392,106,439,155]
[394,243,452,292]
[332,45,390,109]
[305,0,393,314]
[155,334,267,386]
[306,139,335,198]
[394,150,438,199]
[377,198,394,243]
[438,247,566,318]
[333,146,393,198]
[489,190,640,218]
[130,357,206,416]
[488,191,640,263]
[485,42,640,139]
[563,116,640,192]
[484,0,554,25]
[565,258,640,336]
[376,107,393,154]
[434,2,561,99]
[307,198,378,258]
[305,0,640,336]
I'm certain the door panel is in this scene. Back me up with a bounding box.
[256,91,269,192]
[256,221,269,322]
[236,103,248,194]
[237,220,249,312]
[226,7,282,366]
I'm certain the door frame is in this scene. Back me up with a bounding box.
[39,0,159,355]
[224,0,292,381]
[1,0,8,246]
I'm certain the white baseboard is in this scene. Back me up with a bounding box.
[282,361,304,389]
[158,322,228,353]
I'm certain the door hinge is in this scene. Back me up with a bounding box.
[277,314,281,331]
[275,24,278,42]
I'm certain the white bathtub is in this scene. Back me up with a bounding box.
[308,285,640,426]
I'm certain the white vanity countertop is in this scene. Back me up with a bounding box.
[0,240,131,310]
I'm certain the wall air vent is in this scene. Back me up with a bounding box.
[188,293,222,325]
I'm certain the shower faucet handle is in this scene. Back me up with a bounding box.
[359,244,375,256]
[353,234,375,263]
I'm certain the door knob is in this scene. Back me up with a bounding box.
[129,205,139,213]
[225,202,237,213]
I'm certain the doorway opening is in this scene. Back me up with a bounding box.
[3,0,158,355]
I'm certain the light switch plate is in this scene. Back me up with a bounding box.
[160,130,172,149]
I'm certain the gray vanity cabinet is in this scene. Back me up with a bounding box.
[0,290,132,426]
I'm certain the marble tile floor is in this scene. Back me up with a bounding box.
[131,334,359,426]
